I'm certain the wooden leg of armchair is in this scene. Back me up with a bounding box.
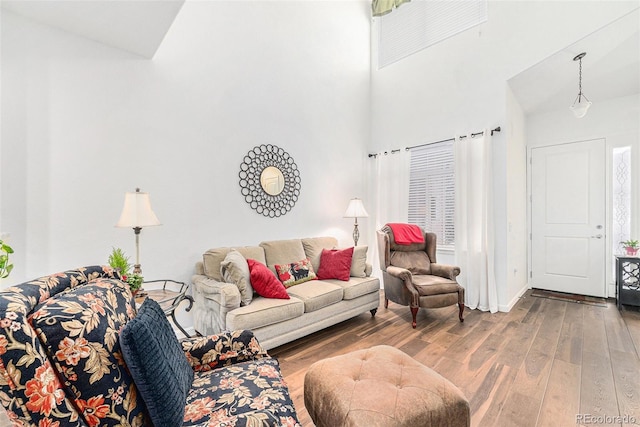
[458,303,464,323]
[384,298,389,309]
[410,307,418,329]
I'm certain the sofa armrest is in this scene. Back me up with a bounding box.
[180,329,268,372]
[192,274,241,309]
[430,263,461,281]
[365,262,373,277]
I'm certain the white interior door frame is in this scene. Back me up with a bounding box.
[527,138,609,297]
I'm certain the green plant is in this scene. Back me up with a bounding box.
[620,239,639,249]
[126,274,144,292]
[108,247,143,292]
[108,247,131,276]
[0,239,14,279]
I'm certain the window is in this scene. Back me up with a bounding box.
[408,141,455,249]
[378,0,488,68]
[612,146,632,279]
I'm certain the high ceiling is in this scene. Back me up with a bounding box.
[508,8,639,116]
[1,0,185,58]
[2,1,638,112]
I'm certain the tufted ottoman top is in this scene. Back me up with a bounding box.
[304,345,470,427]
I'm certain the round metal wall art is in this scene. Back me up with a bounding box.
[238,144,301,218]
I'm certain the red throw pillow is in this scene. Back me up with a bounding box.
[317,247,354,281]
[247,259,290,299]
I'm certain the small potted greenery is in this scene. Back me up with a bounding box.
[0,239,14,279]
[108,247,143,293]
[621,239,639,256]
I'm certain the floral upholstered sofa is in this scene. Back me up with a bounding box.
[0,266,299,427]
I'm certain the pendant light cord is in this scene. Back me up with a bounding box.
[578,56,583,102]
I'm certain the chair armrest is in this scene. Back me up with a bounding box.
[431,263,461,280]
[192,274,241,309]
[386,265,413,282]
[384,266,420,307]
[180,329,268,372]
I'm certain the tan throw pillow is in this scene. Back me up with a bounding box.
[350,245,368,278]
[220,249,253,306]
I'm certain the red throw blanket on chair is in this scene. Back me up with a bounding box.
[387,223,425,245]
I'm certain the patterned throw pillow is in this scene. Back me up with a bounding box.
[30,278,148,427]
[317,247,354,281]
[275,258,317,287]
[247,259,290,299]
[119,298,194,427]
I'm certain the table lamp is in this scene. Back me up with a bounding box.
[115,188,161,274]
[344,198,369,246]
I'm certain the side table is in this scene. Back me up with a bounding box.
[615,255,640,309]
[135,279,195,337]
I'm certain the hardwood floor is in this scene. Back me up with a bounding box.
[270,290,640,427]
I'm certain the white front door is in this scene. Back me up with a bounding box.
[530,139,606,297]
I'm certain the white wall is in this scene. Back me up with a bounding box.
[0,0,372,299]
[527,94,640,296]
[371,0,639,311]
[505,85,528,309]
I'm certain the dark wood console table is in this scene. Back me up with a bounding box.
[615,255,640,309]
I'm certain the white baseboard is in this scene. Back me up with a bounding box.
[498,284,529,312]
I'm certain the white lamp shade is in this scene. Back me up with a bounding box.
[570,98,592,118]
[116,190,161,228]
[344,198,369,218]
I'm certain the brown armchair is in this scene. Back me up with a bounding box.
[377,224,464,328]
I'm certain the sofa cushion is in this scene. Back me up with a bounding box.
[183,358,299,426]
[390,251,431,274]
[260,239,307,273]
[350,245,368,278]
[317,247,354,281]
[275,258,317,288]
[301,236,339,273]
[119,298,194,427]
[286,280,343,313]
[248,259,289,299]
[226,296,304,330]
[203,246,265,281]
[220,249,254,306]
[30,278,148,427]
[324,276,381,300]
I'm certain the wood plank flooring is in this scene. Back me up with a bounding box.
[0,290,637,426]
[270,290,640,427]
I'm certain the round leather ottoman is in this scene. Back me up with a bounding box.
[304,345,470,427]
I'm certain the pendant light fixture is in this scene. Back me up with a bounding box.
[570,52,592,118]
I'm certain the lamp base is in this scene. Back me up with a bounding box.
[133,264,142,275]
[352,223,360,247]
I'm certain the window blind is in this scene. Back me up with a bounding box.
[408,140,455,248]
[378,0,488,68]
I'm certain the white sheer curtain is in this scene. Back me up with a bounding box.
[375,150,410,227]
[370,150,410,279]
[454,130,498,313]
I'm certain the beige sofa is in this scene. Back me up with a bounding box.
[192,237,380,349]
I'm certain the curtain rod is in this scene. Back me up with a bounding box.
[368,126,501,158]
